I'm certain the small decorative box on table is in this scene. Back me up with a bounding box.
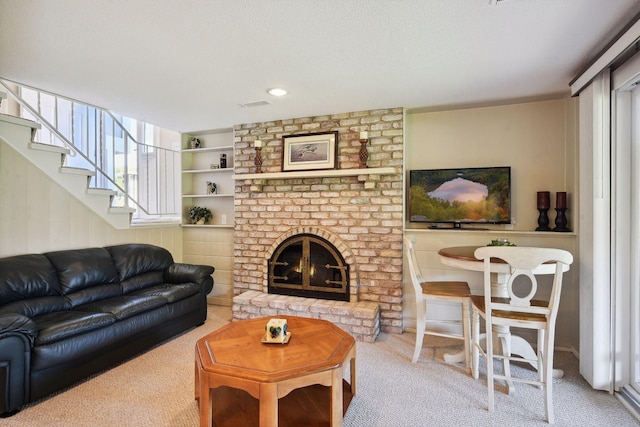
[263,318,291,344]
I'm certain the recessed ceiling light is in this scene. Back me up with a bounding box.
[267,88,287,97]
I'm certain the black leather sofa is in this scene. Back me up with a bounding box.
[0,243,214,416]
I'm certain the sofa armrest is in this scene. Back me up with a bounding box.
[164,264,214,293]
[0,314,37,416]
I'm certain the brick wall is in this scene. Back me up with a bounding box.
[233,108,404,333]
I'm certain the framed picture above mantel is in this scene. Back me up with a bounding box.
[282,131,338,172]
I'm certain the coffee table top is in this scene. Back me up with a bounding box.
[196,316,355,383]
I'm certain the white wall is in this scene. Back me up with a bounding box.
[183,227,233,305]
[404,98,580,352]
[0,138,184,260]
[406,98,577,231]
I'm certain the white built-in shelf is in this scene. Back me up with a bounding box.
[182,194,234,198]
[182,145,233,153]
[405,228,577,237]
[183,168,234,174]
[234,167,397,181]
[181,224,234,229]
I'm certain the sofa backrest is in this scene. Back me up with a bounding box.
[45,248,122,306]
[0,254,61,304]
[0,254,70,317]
[107,244,174,293]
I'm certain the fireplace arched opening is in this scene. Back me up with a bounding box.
[268,233,350,302]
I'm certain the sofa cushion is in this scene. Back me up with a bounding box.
[75,295,167,320]
[0,296,71,318]
[120,271,165,294]
[0,254,61,305]
[107,244,174,283]
[130,283,201,303]
[45,248,119,294]
[33,310,116,345]
[64,283,123,307]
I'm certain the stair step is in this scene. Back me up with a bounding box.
[28,142,70,155]
[109,207,136,215]
[60,166,96,177]
[0,113,40,129]
[87,188,117,197]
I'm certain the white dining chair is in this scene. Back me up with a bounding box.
[404,236,471,372]
[471,246,573,424]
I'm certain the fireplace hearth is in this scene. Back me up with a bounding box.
[268,234,349,302]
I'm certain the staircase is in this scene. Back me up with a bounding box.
[0,113,134,229]
[0,79,182,228]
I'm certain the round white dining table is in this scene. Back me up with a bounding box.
[438,246,569,391]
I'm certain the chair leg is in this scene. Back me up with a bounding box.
[471,306,480,379]
[485,316,495,413]
[543,327,555,424]
[461,298,471,375]
[412,300,426,363]
[538,329,545,389]
[499,332,514,395]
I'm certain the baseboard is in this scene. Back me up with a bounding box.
[207,296,232,306]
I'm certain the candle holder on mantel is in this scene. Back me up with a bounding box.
[553,191,570,232]
[535,191,551,231]
[359,131,369,168]
[553,208,570,232]
[254,140,263,174]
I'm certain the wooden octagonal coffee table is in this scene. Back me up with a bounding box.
[195,315,356,427]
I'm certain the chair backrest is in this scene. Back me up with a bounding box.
[474,246,573,322]
[404,236,426,298]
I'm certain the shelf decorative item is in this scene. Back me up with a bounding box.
[188,206,212,225]
[206,181,217,194]
[189,137,201,149]
[553,191,570,232]
[535,191,551,231]
[254,140,263,173]
[359,131,369,168]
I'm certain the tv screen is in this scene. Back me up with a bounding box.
[409,166,511,225]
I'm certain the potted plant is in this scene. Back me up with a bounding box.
[188,206,212,225]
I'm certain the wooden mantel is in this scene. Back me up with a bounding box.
[233,166,397,181]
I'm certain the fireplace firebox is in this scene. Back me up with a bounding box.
[268,234,349,302]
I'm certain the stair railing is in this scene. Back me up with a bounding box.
[0,78,181,221]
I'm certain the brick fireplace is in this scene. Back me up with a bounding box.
[231,108,404,338]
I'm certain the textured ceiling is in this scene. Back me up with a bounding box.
[1,0,639,132]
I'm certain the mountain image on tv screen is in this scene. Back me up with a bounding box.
[409,167,511,224]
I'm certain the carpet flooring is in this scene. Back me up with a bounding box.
[3,305,638,427]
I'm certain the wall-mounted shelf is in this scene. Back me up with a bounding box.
[181,224,234,229]
[404,228,577,237]
[183,168,234,174]
[183,145,234,153]
[182,194,234,198]
[234,167,397,181]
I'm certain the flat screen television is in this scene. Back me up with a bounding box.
[408,166,511,227]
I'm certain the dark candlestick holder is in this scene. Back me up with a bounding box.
[359,138,369,168]
[254,147,263,174]
[536,208,551,231]
[553,208,570,232]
